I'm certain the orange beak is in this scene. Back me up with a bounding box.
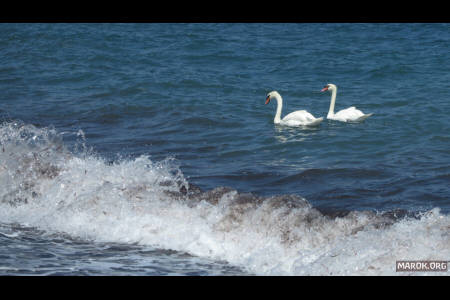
[321,86,329,92]
[265,96,270,105]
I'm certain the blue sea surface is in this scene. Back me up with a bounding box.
[0,23,449,276]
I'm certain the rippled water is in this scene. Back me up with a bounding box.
[0,23,449,275]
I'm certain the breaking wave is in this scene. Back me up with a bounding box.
[1,121,449,275]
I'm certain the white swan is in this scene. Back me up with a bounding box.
[321,83,373,122]
[265,91,323,126]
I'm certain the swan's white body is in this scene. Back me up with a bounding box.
[265,91,323,126]
[321,84,373,122]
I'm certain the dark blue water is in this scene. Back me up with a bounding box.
[0,23,449,275]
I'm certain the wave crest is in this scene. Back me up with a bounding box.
[0,121,449,275]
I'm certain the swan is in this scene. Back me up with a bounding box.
[321,83,373,122]
[265,91,323,126]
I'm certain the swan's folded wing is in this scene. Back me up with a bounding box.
[334,107,365,121]
[281,110,322,126]
[283,110,316,122]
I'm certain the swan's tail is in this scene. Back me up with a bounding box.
[307,117,324,126]
[354,113,373,122]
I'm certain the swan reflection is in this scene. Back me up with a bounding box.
[273,124,320,144]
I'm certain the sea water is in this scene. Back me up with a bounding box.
[0,23,449,275]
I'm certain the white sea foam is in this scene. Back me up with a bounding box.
[0,121,449,275]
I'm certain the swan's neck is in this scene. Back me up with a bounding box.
[327,87,337,118]
[273,93,283,124]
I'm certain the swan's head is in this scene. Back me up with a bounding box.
[265,91,281,105]
[321,83,337,92]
